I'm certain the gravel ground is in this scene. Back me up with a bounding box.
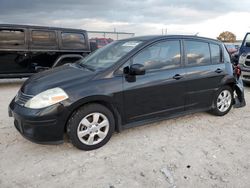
[0,79,250,188]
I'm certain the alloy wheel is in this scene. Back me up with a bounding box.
[216,90,232,112]
[77,112,110,145]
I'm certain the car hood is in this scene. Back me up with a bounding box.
[21,64,96,95]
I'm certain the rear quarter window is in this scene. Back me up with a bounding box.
[210,43,222,64]
[0,29,25,48]
[223,45,231,64]
[61,32,86,50]
[185,40,211,65]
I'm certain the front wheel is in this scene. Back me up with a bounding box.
[210,86,233,116]
[67,104,115,150]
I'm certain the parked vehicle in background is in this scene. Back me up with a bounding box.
[0,24,90,78]
[225,44,238,54]
[239,33,250,57]
[9,35,245,150]
[238,52,250,84]
[235,32,250,84]
[89,38,113,49]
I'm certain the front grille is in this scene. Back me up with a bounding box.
[245,60,250,66]
[244,54,250,66]
[243,75,250,79]
[15,91,33,106]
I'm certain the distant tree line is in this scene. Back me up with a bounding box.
[217,31,236,42]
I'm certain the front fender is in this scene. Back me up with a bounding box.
[66,95,123,132]
[68,95,115,111]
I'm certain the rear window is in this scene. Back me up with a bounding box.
[31,30,57,46]
[61,32,86,49]
[185,40,211,65]
[0,29,25,47]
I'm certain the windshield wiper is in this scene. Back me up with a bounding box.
[79,63,95,71]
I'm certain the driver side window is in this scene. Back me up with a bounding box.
[132,40,181,71]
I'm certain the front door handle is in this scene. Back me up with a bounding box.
[215,68,223,73]
[173,74,183,80]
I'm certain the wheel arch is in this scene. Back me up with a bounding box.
[211,77,235,109]
[220,75,236,89]
[65,95,123,133]
[219,75,236,90]
[52,54,83,67]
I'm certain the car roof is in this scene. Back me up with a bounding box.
[0,24,86,32]
[120,35,221,44]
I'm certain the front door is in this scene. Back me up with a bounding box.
[123,40,186,123]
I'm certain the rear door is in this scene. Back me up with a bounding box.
[122,39,186,123]
[183,39,226,110]
[0,27,30,75]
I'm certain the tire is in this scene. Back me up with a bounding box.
[210,86,233,116]
[67,103,115,150]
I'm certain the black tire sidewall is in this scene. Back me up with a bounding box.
[67,104,115,150]
[212,86,233,116]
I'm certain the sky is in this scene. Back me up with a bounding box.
[0,0,250,40]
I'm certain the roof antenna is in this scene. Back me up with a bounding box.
[194,32,199,36]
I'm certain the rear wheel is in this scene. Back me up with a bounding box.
[211,86,233,116]
[67,104,115,150]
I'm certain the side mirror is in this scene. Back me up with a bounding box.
[124,64,145,75]
[246,42,250,47]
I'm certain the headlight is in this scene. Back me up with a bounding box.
[239,54,246,65]
[25,88,69,109]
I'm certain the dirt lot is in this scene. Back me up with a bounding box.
[0,79,250,188]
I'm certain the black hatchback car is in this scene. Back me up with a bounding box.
[9,35,244,150]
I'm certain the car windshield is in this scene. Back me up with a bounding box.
[79,40,142,71]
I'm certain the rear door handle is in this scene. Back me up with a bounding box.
[215,68,223,73]
[173,74,183,80]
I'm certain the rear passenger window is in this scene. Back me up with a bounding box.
[185,40,211,65]
[210,44,221,63]
[31,30,57,46]
[61,32,86,49]
[0,29,25,47]
[133,40,181,71]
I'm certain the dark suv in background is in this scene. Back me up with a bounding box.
[0,24,90,78]
[238,32,250,83]
[9,35,244,150]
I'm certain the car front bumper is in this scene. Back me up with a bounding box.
[9,99,70,144]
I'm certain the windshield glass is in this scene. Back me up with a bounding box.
[79,40,142,71]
